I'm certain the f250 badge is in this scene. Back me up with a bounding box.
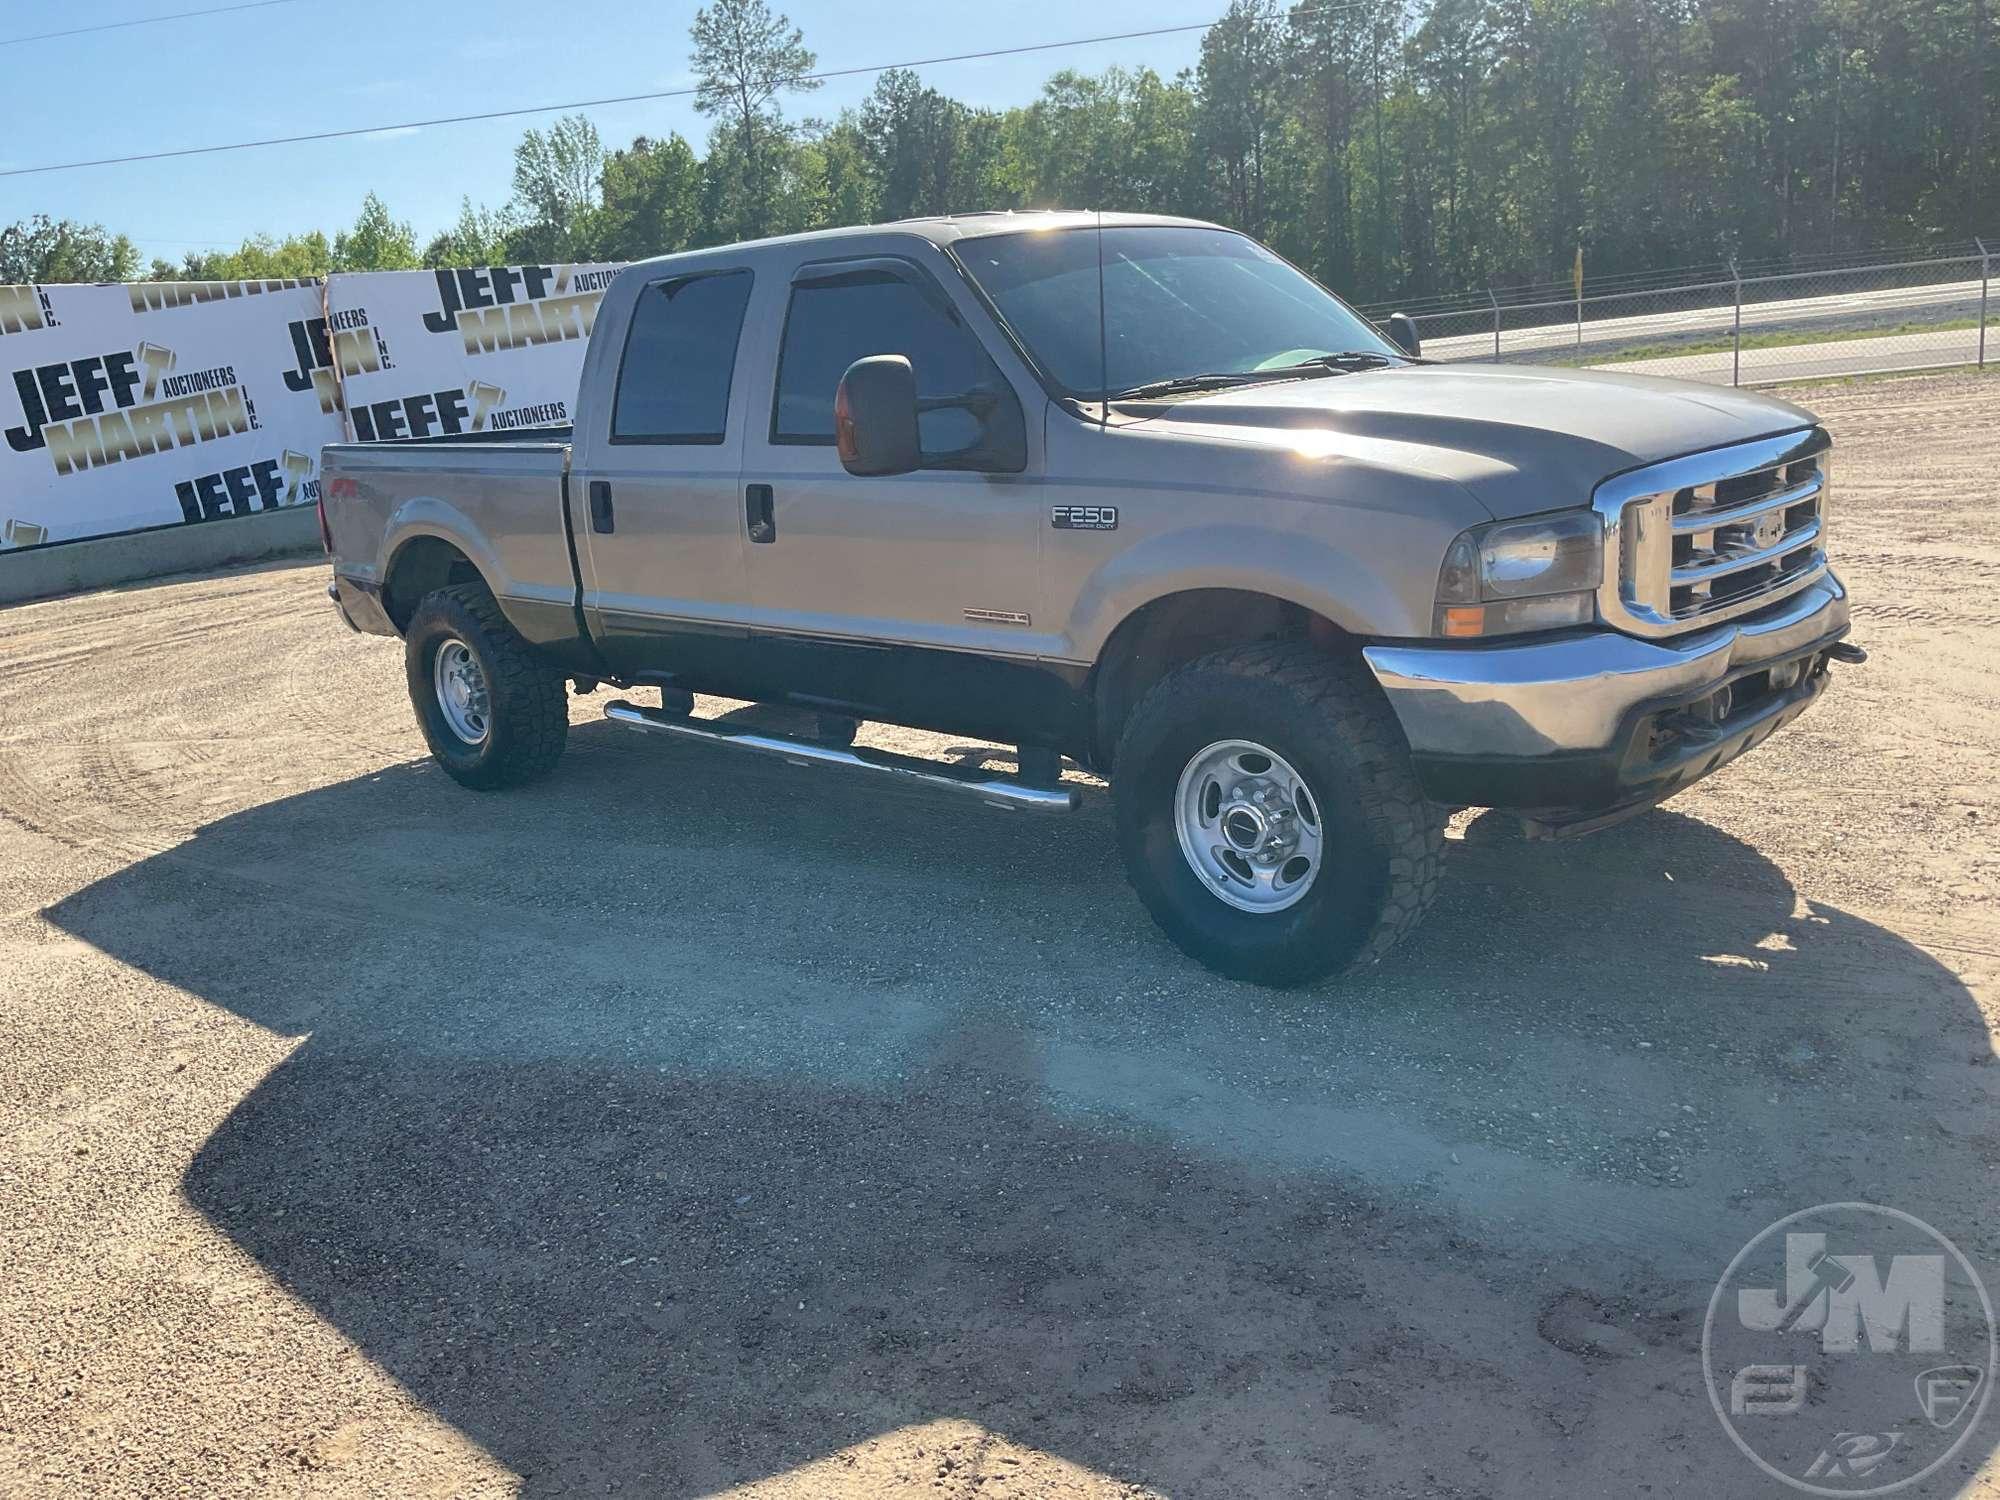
[1051,504,1118,531]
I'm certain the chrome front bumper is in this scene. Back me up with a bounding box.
[1362,572,1851,815]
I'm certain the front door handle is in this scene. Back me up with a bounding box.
[746,483,775,544]
[588,480,614,534]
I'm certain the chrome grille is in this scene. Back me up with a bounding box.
[1593,429,1830,638]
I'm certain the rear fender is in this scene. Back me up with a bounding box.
[379,498,510,601]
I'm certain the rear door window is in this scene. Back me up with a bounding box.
[612,270,754,443]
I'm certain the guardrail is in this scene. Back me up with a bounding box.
[1399,244,1995,387]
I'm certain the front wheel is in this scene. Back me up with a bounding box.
[404,582,568,790]
[1112,642,1444,986]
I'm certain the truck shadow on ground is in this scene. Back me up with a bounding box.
[45,720,2000,1496]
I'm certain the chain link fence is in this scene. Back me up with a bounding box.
[1378,243,1995,386]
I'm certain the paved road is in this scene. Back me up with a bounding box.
[1419,271,1987,383]
[1596,325,1988,386]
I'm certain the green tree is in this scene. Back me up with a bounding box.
[1005,67,1200,213]
[0,216,141,283]
[690,0,822,238]
[331,194,420,271]
[859,69,984,219]
[509,115,605,259]
[422,198,513,268]
[1399,0,1492,290]
[811,117,880,229]
[1196,0,1290,239]
[595,134,705,259]
[1289,0,1403,294]
[175,231,333,281]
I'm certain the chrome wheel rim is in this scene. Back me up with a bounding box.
[1173,739,1324,913]
[433,638,491,745]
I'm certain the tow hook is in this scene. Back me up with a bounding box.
[1827,640,1868,666]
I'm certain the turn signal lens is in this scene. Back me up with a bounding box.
[1432,592,1594,639]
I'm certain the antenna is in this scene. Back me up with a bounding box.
[1094,208,1109,429]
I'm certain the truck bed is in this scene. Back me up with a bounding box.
[321,434,579,648]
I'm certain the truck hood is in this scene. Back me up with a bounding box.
[1116,364,1818,520]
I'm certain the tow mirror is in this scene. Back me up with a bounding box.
[1384,312,1422,357]
[836,356,921,476]
[837,356,1029,477]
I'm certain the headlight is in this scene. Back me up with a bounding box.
[1434,511,1602,637]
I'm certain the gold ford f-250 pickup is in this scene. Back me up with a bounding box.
[322,212,1860,985]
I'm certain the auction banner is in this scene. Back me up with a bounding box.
[0,279,344,549]
[323,262,625,443]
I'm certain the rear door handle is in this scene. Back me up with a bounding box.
[588,480,614,534]
[746,483,775,544]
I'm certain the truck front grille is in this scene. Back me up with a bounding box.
[1593,429,1830,638]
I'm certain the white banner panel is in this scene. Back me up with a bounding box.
[324,263,625,442]
[0,279,345,549]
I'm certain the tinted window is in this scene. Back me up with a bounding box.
[773,273,987,446]
[612,270,753,442]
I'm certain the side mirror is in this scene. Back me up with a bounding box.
[836,355,1029,477]
[836,355,921,477]
[1384,312,1422,357]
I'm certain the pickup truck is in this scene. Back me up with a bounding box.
[322,211,1859,985]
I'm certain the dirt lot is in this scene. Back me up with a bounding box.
[3,370,1998,1498]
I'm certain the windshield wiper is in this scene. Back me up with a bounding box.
[1109,352,1406,401]
[1107,372,1287,401]
[1256,351,1406,375]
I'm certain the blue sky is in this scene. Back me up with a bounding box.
[1,1,1222,267]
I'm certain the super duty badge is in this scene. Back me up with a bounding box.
[1052,504,1118,531]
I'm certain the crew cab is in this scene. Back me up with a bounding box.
[322,212,1858,984]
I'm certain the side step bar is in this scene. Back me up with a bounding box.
[604,700,1080,813]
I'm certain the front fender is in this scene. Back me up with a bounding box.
[1062,521,1439,662]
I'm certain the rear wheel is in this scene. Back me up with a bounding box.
[1112,642,1444,985]
[405,582,568,790]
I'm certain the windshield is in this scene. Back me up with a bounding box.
[954,225,1400,399]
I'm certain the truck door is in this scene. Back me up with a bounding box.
[569,266,758,679]
[733,255,1056,735]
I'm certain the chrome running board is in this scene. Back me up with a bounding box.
[603,701,1080,813]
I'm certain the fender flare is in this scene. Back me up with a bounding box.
[379,498,511,600]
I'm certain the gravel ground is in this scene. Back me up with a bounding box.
[2,370,1997,1498]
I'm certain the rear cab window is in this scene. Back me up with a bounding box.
[612,270,754,443]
